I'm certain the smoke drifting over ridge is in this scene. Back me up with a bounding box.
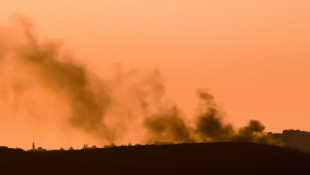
[0,16,275,148]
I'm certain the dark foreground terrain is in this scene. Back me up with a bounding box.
[1,142,310,175]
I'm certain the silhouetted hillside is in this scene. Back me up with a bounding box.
[0,142,310,174]
[269,129,310,152]
[0,146,23,153]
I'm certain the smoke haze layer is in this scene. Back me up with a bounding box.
[0,16,277,149]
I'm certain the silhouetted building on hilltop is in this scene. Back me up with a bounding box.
[269,129,310,152]
[28,143,46,152]
[82,144,98,149]
[104,143,116,148]
[37,147,47,151]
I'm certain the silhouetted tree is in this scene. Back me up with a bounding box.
[83,144,88,149]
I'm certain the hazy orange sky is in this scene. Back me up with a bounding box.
[0,1,309,149]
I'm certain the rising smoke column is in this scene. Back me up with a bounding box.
[143,105,191,143]
[194,89,234,142]
[193,90,275,144]
[193,90,279,145]
[128,69,192,143]
[0,16,114,141]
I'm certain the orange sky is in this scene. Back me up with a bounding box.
[0,1,309,149]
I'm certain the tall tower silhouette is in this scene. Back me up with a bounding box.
[32,142,35,150]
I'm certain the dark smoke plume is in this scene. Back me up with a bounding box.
[0,16,114,141]
[143,105,191,143]
[193,89,280,145]
[194,90,234,141]
[195,108,234,141]
[235,120,269,143]
[126,68,192,143]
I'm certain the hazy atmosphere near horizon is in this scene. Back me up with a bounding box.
[0,1,309,150]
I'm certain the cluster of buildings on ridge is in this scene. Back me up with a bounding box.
[26,141,176,151]
[268,129,310,152]
[5,129,310,152]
